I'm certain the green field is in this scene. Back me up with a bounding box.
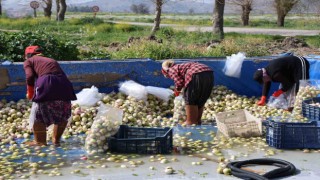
[1,13,319,61]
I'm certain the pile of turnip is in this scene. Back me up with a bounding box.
[0,84,320,179]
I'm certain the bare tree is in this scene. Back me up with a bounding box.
[130,4,138,13]
[138,4,149,14]
[295,0,320,14]
[131,3,149,14]
[57,0,67,21]
[150,0,169,36]
[189,8,195,15]
[229,0,253,26]
[274,0,299,27]
[0,0,2,16]
[56,0,60,21]
[42,0,53,18]
[213,0,225,40]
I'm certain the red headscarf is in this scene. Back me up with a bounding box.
[24,46,42,59]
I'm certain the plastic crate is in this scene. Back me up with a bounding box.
[264,119,320,149]
[108,125,173,154]
[215,110,262,138]
[302,97,320,121]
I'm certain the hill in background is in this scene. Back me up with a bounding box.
[2,0,318,18]
[69,0,318,14]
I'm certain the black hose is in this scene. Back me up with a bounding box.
[227,158,297,180]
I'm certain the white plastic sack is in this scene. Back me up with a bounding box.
[268,84,296,110]
[118,80,148,101]
[85,104,123,155]
[72,86,103,107]
[28,102,38,130]
[172,95,186,123]
[146,86,173,102]
[293,80,320,115]
[223,52,246,78]
[267,94,289,110]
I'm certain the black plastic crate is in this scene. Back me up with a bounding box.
[264,119,320,149]
[302,97,320,121]
[108,125,173,154]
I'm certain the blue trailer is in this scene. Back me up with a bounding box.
[0,55,320,179]
[1,55,319,101]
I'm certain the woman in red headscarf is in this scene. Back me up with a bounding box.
[24,45,77,146]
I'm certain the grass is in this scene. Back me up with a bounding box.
[0,14,319,60]
[91,13,320,30]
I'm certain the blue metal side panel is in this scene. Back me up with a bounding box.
[0,56,319,101]
[307,55,320,80]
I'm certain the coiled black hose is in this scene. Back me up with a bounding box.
[227,158,297,180]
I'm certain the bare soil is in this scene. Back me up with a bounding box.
[267,37,320,56]
[111,22,320,56]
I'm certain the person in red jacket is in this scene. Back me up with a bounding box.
[24,45,77,146]
[253,56,309,106]
[161,60,214,125]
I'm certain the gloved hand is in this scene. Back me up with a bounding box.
[272,89,284,97]
[257,96,266,106]
[26,85,34,100]
[174,89,180,97]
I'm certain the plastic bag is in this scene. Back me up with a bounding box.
[267,84,296,110]
[267,94,289,110]
[293,80,320,115]
[119,80,148,101]
[223,52,246,78]
[172,95,186,123]
[146,86,173,102]
[28,102,38,130]
[72,86,103,107]
[85,104,123,155]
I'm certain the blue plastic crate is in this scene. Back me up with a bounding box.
[264,119,320,149]
[108,125,173,154]
[302,97,320,121]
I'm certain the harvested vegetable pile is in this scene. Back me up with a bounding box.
[0,85,319,179]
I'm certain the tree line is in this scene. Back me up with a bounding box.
[0,0,320,40]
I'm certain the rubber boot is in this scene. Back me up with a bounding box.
[52,121,68,146]
[185,105,199,125]
[25,122,47,146]
[197,106,204,125]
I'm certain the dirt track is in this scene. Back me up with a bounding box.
[182,26,320,36]
[110,21,320,36]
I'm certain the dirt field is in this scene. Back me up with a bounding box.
[110,21,320,56]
